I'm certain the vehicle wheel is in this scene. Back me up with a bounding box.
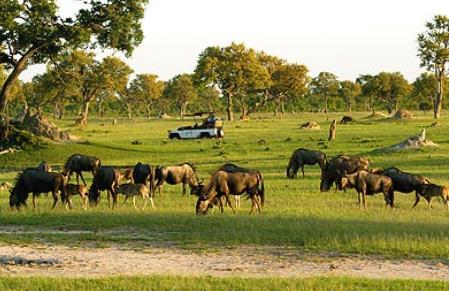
[200,133,210,139]
[169,133,180,139]
[217,129,224,138]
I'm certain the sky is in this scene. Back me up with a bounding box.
[21,0,448,83]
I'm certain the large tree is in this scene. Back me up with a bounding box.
[372,72,411,113]
[163,74,197,117]
[127,73,164,118]
[417,15,449,119]
[194,43,269,121]
[309,72,340,113]
[356,74,377,112]
[0,0,148,117]
[339,80,361,114]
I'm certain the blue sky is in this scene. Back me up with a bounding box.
[21,0,448,82]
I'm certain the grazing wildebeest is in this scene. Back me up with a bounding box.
[195,169,265,215]
[155,163,200,195]
[340,116,354,124]
[63,154,101,185]
[286,148,327,179]
[340,171,395,209]
[36,161,52,172]
[381,167,430,207]
[66,184,89,210]
[413,183,449,210]
[320,155,370,192]
[116,183,154,209]
[9,169,67,210]
[132,162,154,195]
[88,166,121,207]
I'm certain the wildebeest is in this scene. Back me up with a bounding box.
[66,183,89,210]
[195,169,265,215]
[340,171,395,209]
[132,162,154,194]
[286,148,327,178]
[340,116,354,124]
[63,154,101,185]
[381,167,430,197]
[116,183,154,209]
[9,169,67,210]
[88,166,121,207]
[155,163,200,195]
[413,183,449,210]
[36,161,52,172]
[320,155,370,192]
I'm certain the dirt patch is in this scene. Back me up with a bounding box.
[378,129,438,151]
[0,244,448,280]
[392,109,413,119]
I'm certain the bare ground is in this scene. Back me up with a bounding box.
[1,243,449,280]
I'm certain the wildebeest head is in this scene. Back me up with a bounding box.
[190,183,204,196]
[286,164,297,179]
[9,188,24,210]
[195,194,213,215]
[88,186,100,206]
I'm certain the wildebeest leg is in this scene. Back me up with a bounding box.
[123,196,129,204]
[302,165,305,178]
[32,193,37,211]
[357,192,361,208]
[224,194,235,214]
[362,191,367,209]
[426,197,433,210]
[182,183,186,195]
[51,191,59,209]
[412,193,420,208]
[111,187,118,209]
[79,172,87,186]
[234,195,241,208]
[133,196,137,209]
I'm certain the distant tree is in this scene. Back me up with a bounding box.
[339,80,361,114]
[163,74,197,117]
[195,43,269,120]
[309,72,340,113]
[372,72,411,113]
[195,85,222,113]
[356,74,377,112]
[0,0,149,118]
[417,15,449,119]
[127,74,165,118]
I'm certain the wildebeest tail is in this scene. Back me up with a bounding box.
[258,171,265,207]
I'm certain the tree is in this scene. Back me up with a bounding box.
[127,74,165,118]
[194,43,269,121]
[0,0,148,117]
[372,72,411,113]
[195,85,222,113]
[417,15,449,119]
[309,72,340,113]
[339,80,361,113]
[356,74,377,112]
[163,74,197,117]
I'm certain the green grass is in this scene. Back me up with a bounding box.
[1,112,449,259]
[0,276,447,291]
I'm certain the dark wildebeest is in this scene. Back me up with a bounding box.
[413,183,449,210]
[88,166,121,208]
[63,154,101,185]
[36,161,52,172]
[286,148,327,179]
[320,155,370,192]
[155,163,200,195]
[381,167,430,207]
[132,162,155,195]
[195,169,265,215]
[340,116,354,124]
[339,170,395,209]
[9,169,67,210]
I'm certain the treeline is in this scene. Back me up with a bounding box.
[1,44,447,124]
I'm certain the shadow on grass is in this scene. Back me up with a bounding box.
[1,211,449,259]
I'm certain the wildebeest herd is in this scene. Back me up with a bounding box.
[287,148,449,210]
[5,154,265,215]
[3,147,448,215]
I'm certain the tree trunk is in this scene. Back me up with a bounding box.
[324,96,329,113]
[348,100,352,114]
[226,92,234,121]
[434,68,444,119]
[97,101,102,117]
[280,100,285,115]
[76,101,90,125]
[126,103,133,118]
[0,46,42,115]
[146,104,151,119]
[328,119,337,141]
[58,103,64,119]
[394,99,398,112]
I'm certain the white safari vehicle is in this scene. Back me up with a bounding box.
[168,113,224,139]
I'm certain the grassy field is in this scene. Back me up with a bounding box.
[0,112,449,288]
[0,275,448,291]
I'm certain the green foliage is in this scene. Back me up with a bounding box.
[126,73,165,118]
[371,72,412,113]
[339,80,361,113]
[309,72,340,113]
